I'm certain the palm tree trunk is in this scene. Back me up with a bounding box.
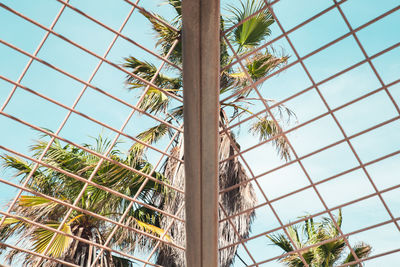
[156,130,257,266]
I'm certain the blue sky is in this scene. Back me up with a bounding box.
[0,0,399,266]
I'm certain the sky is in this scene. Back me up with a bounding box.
[0,0,399,266]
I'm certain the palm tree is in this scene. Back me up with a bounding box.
[0,135,168,266]
[123,0,294,266]
[268,210,372,267]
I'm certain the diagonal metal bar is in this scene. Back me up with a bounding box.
[265,0,400,234]
[89,43,185,266]
[0,3,183,103]
[0,242,79,267]
[219,121,310,266]
[33,33,181,267]
[224,16,360,261]
[220,147,400,228]
[55,0,181,70]
[221,5,400,104]
[0,0,70,235]
[245,216,400,266]
[0,210,161,266]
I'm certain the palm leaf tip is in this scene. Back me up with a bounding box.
[249,116,291,161]
[0,217,21,228]
[167,0,182,16]
[130,123,171,159]
[123,56,157,87]
[344,242,372,265]
[139,9,181,61]
[267,233,293,253]
[136,220,171,241]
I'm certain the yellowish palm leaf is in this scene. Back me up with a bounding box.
[136,219,171,242]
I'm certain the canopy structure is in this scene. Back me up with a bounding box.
[0,0,399,266]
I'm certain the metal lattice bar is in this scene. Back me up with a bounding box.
[0,0,399,265]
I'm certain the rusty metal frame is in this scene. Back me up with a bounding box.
[0,0,399,266]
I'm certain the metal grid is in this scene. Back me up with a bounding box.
[217,0,400,266]
[0,0,185,266]
[0,0,399,266]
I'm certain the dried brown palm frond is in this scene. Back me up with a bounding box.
[156,129,257,267]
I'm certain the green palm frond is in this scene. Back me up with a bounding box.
[16,195,68,222]
[223,50,288,97]
[123,56,158,87]
[1,134,162,265]
[167,0,181,16]
[270,210,372,267]
[343,242,372,266]
[123,56,182,90]
[0,217,21,228]
[95,160,167,203]
[287,226,302,249]
[280,254,306,267]
[18,195,56,208]
[87,133,119,156]
[0,155,39,181]
[140,10,181,64]
[245,49,288,81]
[130,123,172,159]
[227,0,274,49]
[267,233,293,253]
[139,87,170,114]
[303,217,316,241]
[0,217,30,243]
[169,105,184,120]
[249,116,291,161]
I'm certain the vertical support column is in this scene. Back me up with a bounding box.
[182,0,220,266]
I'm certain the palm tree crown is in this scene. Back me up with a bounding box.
[268,210,372,267]
[0,135,168,266]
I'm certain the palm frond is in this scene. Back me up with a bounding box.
[227,0,274,49]
[249,116,291,161]
[123,56,182,90]
[168,105,184,120]
[343,242,372,266]
[136,219,170,241]
[167,0,181,16]
[123,56,158,87]
[0,216,30,244]
[270,210,372,267]
[130,123,172,159]
[139,11,181,64]
[1,134,166,265]
[0,217,21,228]
[245,49,288,82]
[223,49,288,97]
[138,87,170,114]
[287,226,302,249]
[31,221,73,258]
[267,233,293,253]
[18,195,56,208]
[112,255,136,267]
[0,155,38,182]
